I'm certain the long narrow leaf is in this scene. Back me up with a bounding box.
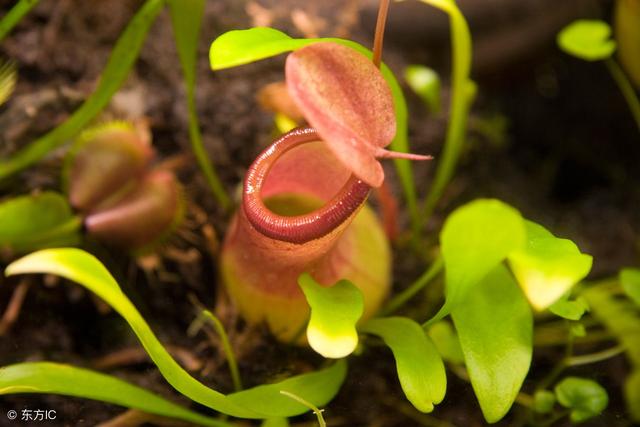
[0,362,230,427]
[5,248,347,419]
[0,0,40,42]
[0,0,164,180]
[168,0,230,209]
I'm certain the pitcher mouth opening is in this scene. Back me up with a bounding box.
[243,127,371,244]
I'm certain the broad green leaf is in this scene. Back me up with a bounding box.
[549,296,589,321]
[508,221,592,310]
[405,65,441,113]
[451,265,533,423]
[261,418,290,427]
[298,273,364,359]
[434,199,525,321]
[0,0,41,42]
[0,0,164,181]
[5,248,346,419]
[209,27,420,238]
[0,59,16,106]
[533,390,556,414]
[0,362,230,427]
[554,377,608,423]
[168,0,229,209]
[226,362,346,417]
[625,370,640,422]
[360,317,446,413]
[427,321,464,364]
[557,20,616,61]
[0,192,81,255]
[620,268,640,306]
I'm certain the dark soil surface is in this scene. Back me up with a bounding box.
[0,0,638,426]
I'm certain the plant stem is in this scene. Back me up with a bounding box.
[279,390,326,427]
[413,0,473,225]
[372,0,391,68]
[200,310,243,392]
[605,58,640,133]
[380,255,443,316]
[566,344,625,367]
[187,298,243,392]
[0,0,40,43]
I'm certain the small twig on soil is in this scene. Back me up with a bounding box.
[0,278,31,336]
[92,346,203,372]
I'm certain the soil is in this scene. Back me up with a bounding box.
[0,0,638,426]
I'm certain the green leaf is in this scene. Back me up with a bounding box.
[554,377,608,423]
[405,65,441,113]
[261,418,290,427]
[451,264,533,423]
[549,296,589,321]
[0,362,230,427]
[5,248,347,419]
[581,285,640,365]
[433,199,525,321]
[360,317,446,413]
[167,0,229,209]
[624,370,640,422]
[0,0,164,181]
[508,221,592,310]
[0,192,81,255]
[0,59,16,106]
[557,19,616,61]
[0,0,40,43]
[209,27,420,239]
[298,273,364,359]
[620,268,640,306]
[533,390,556,414]
[427,321,464,364]
[226,362,346,417]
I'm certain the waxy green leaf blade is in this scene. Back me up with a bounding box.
[0,0,164,181]
[452,265,533,423]
[360,317,446,413]
[0,192,81,255]
[549,297,589,321]
[508,221,592,310]
[210,27,307,70]
[5,248,346,419]
[433,199,526,321]
[427,321,464,364]
[555,377,609,423]
[298,273,364,359]
[0,362,230,427]
[0,0,41,43]
[557,20,616,61]
[209,28,420,236]
[227,361,346,417]
[620,268,640,306]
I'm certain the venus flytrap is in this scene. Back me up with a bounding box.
[0,121,183,256]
